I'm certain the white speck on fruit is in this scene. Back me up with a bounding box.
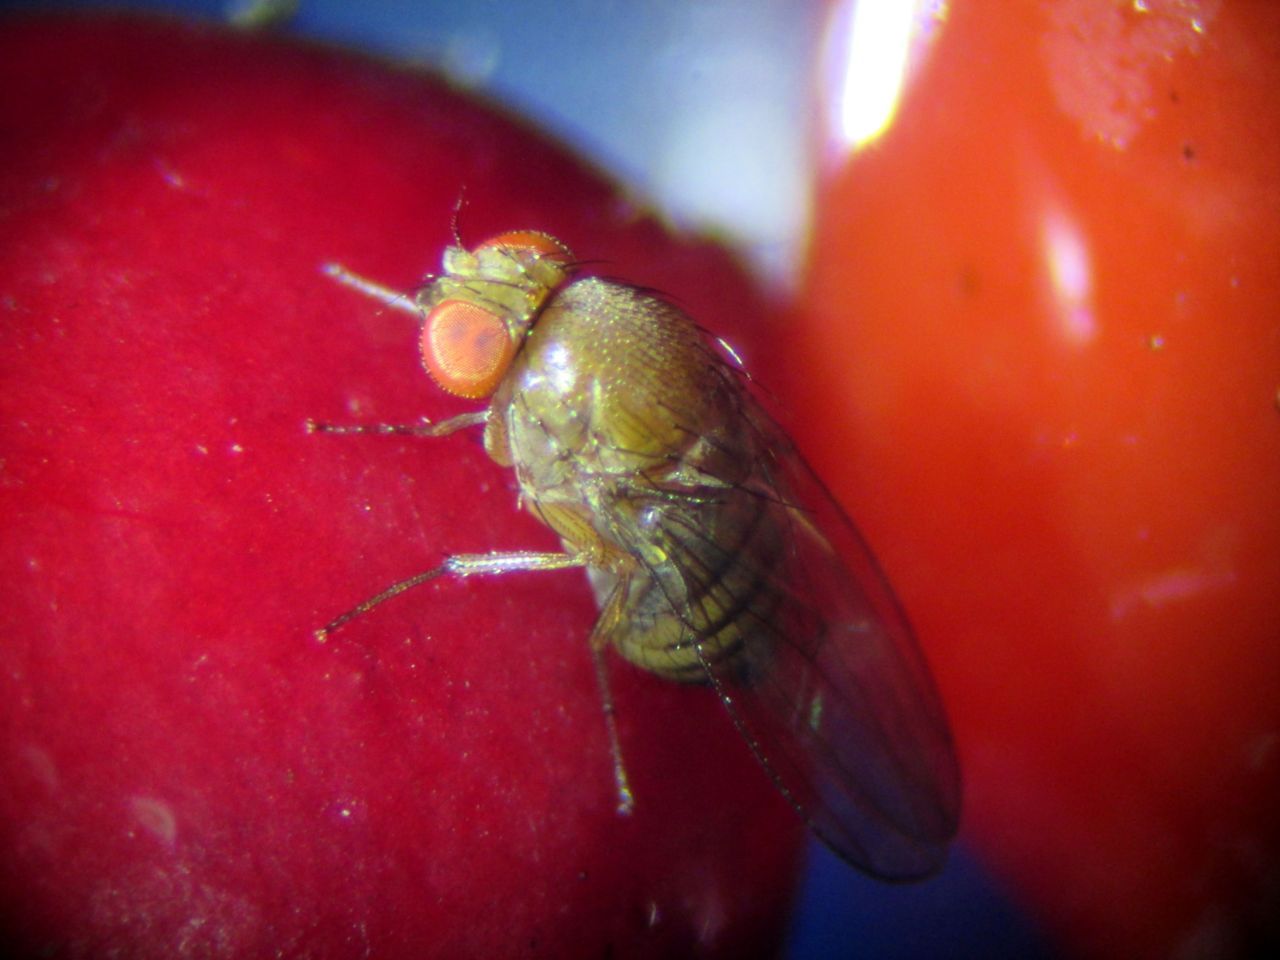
[130,795,178,846]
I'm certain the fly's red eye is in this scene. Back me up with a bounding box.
[479,231,573,264]
[420,299,513,399]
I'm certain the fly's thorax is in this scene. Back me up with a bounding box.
[484,273,767,575]
[485,268,790,683]
[506,277,744,475]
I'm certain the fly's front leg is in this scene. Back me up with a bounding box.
[305,410,488,439]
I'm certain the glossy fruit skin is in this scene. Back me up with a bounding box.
[0,14,802,958]
[789,0,1280,955]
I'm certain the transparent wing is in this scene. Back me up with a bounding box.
[652,396,961,880]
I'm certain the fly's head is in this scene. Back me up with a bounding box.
[416,232,575,399]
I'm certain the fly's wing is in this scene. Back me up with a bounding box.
[658,396,961,880]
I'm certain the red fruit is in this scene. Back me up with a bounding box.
[0,15,801,958]
[789,1,1279,956]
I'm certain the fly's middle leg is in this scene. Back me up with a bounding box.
[315,550,587,642]
[314,548,636,817]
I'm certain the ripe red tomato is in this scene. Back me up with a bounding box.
[786,1,1279,955]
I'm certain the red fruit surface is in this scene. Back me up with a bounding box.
[0,14,802,959]
[786,1,1279,956]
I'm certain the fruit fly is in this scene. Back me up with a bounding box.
[312,231,960,880]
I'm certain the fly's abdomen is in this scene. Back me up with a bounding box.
[614,486,786,684]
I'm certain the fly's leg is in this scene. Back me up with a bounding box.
[591,645,635,817]
[306,410,488,438]
[315,550,587,642]
[321,261,420,316]
[314,565,451,643]
[318,550,639,818]
[318,551,639,818]
[588,577,638,817]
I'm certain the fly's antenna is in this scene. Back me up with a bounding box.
[321,262,419,317]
